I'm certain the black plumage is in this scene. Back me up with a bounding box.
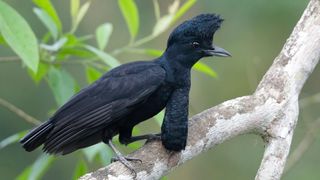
[20,13,230,171]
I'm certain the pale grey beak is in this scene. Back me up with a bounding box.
[204,45,231,57]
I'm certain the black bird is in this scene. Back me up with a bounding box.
[20,13,230,173]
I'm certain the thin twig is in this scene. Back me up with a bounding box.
[153,0,161,21]
[0,56,20,62]
[0,97,41,125]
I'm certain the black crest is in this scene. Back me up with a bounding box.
[167,13,224,46]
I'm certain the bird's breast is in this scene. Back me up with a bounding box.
[129,83,174,123]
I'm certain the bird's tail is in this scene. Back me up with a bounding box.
[20,121,53,152]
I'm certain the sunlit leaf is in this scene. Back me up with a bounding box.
[118,0,139,40]
[0,1,39,73]
[168,0,180,14]
[71,1,91,33]
[82,143,112,164]
[154,110,164,126]
[33,8,58,40]
[41,37,67,52]
[71,0,80,20]
[28,62,50,83]
[57,48,94,59]
[145,49,163,57]
[85,66,102,84]
[127,48,163,57]
[152,15,174,36]
[47,67,76,106]
[96,23,113,50]
[85,45,120,68]
[171,0,197,24]
[62,34,90,47]
[16,167,32,180]
[0,33,7,45]
[33,0,62,32]
[72,159,88,180]
[0,130,27,149]
[17,154,55,180]
[193,62,217,78]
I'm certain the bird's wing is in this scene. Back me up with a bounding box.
[43,62,166,153]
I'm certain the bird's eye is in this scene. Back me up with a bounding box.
[192,42,200,48]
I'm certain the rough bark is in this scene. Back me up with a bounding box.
[80,0,320,179]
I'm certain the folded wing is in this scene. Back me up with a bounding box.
[21,62,166,154]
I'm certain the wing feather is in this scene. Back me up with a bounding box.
[43,62,165,154]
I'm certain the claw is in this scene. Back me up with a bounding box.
[113,155,138,178]
[106,139,140,178]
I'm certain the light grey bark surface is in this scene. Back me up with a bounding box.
[81,0,320,179]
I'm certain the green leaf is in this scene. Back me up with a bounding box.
[0,130,27,149]
[154,110,164,126]
[0,1,39,73]
[85,66,102,84]
[71,0,80,20]
[152,14,174,36]
[144,49,163,57]
[96,23,113,50]
[126,48,163,57]
[57,48,95,59]
[16,167,32,180]
[28,62,50,83]
[41,37,67,52]
[82,143,112,163]
[17,154,55,180]
[0,33,7,45]
[47,67,76,106]
[60,34,90,48]
[33,8,58,40]
[33,0,62,32]
[118,0,139,40]
[71,1,91,33]
[85,45,120,68]
[193,62,217,78]
[171,0,197,24]
[72,159,88,180]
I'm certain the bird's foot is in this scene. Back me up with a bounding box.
[111,155,141,178]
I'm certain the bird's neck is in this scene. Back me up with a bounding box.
[155,53,191,86]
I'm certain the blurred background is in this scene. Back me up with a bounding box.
[1,0,320,179]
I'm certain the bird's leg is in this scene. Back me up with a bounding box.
[107,140,141,177]
[120,133,161,145]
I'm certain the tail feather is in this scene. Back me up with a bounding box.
[20,121,53,152]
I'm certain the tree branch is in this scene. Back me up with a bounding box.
[0,97,41,125]
[80,0,320,179]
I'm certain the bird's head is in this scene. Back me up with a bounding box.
[165,13,231,67]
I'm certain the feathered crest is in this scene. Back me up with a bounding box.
[167,14,224,46]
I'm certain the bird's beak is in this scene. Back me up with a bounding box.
[203,45,231,57]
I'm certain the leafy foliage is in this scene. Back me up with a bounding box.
[0,1,39,72]
[17,154,55,180]
[0,0,221,178]
[118,0,139,41]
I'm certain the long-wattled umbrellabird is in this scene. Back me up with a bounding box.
[20,13,231,175]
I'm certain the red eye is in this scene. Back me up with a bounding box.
[192,42,200,48]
